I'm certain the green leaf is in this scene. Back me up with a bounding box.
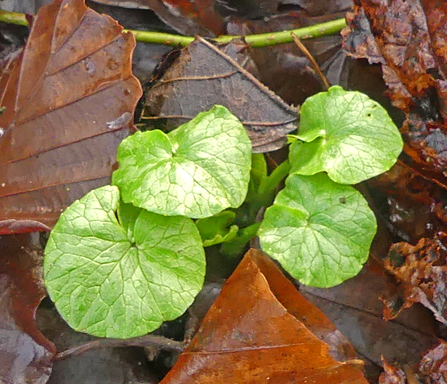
[220,222,261,258]
[195,211,239,247]
[246,154,268,202]
[258,173,377,287]
[44,185,205,339]
[290,86,403,184]
[112,105,252,218]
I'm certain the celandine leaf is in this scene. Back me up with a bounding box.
[112,105,252,218]
[290,86,403,184]
[44,185,205,339]
[259,173,377,287]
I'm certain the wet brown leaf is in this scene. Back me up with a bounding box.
[343,1,447,185]
[37,306,158,384]
[379,340,447,383]
[161,249,368,383]
[384,235,447,326]
[378,358,406,384]
[0,0,142,234]
[301,257,438,382]
[89,0,225,36]
[365,162,447,244]
[0,234,56,383]
[419,339,447,383]
[143,37,298,153]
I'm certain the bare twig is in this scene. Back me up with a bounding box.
[291,32,330,90]
[54,334,185,361]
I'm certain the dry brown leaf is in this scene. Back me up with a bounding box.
[0,0,142,234]
[161,249,368,384]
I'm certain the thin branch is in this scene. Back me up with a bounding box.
[0,10,28,26]
[291,32,330,90]
[54,334,185,361]
[0,10,347,48]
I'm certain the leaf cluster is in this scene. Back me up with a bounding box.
[44,87,403,338]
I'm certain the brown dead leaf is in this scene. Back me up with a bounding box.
[0,234,56,383]
[301,257,438,381]
[379,340,447,383]
[378,358,407,384]
[90,0,225,36]
[143,37,298,153]
[365,162,447,244]
[343,1,447,186]
[0,0,142,234]
[384,234,447,326]
[161,249,368,384]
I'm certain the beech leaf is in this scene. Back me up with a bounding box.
[0,234,56,383]
[143,37,298,153]
[161,249,368,384]
[0,0,142,234]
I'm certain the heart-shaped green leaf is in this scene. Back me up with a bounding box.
[258,173,377,287]
[44,185,205,338]
[112,105,252,218]
[289,86,403,184]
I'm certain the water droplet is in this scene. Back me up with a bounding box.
[1,183,5,187]
[0,128,4,137]
[83,58,96,75]
[106,58,119,70]
[106,112,132,130]
[134,280,142,289]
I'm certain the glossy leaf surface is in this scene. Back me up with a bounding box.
[259,173,377,287]
[44,185,205,338]
[290,86,403,184]
[113,105,252,218]
[161,249,368,383]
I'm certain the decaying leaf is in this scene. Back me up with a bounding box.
[342,1,447,185]
[301,257,438,381]
[379,340,447,384]
[0,0,142,234]
[143,37,298,153]
[161,249,368,383]
[89,0,225,36]
[384,235,447,326]
[419,339,447,383]
[37,306,159,384]
[0,234,56,384]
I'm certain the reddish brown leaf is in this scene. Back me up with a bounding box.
[89,0,225,36]
[0,0,142,234]
[384,235,447,326]
[0,234,56,383]
[379,340,447,383]
[378,358,406,384]
[342,1,447,185]
[365,162,447,244]
[419,339,447,383]
[301,256,438,381]
[161,249,368,384]
[144,37,298,153]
